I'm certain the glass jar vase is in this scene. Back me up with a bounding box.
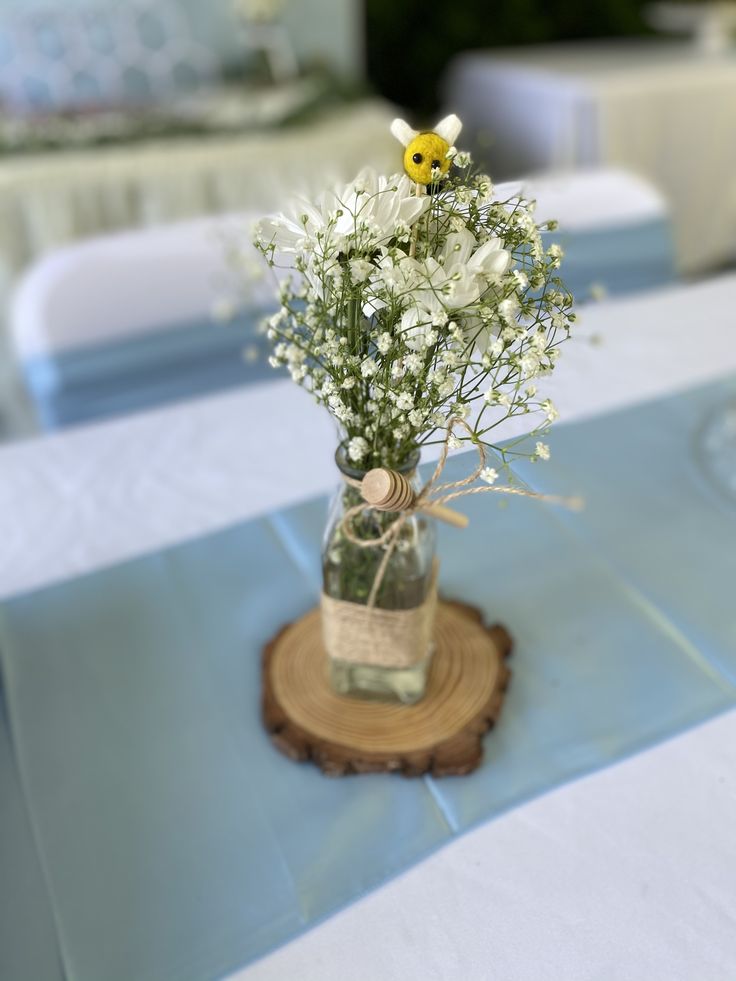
[321,446,437,704]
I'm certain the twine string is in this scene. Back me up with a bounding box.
[340,418,583,608]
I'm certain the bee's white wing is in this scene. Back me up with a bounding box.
[434,114,462,145]
[390,118,418,147]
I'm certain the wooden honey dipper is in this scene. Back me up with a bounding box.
[360,468,469,529]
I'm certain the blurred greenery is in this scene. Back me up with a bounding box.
[365,0,650,117]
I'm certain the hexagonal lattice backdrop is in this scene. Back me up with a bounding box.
[0,2,218,113]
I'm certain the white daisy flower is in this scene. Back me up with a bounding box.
[255,167,430,259]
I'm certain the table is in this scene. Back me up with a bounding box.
[0,100,397,437]
[444,41,736,275]
[0,100,396,290]
[2,274,736,979]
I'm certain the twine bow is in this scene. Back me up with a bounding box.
[341,418,583,608]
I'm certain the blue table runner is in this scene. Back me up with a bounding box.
[1,376,735,980]
[0,700,64,981]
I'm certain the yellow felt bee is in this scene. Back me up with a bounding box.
[390,114,463,186]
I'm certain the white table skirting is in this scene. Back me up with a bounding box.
[444,41,736,275]
[0,100,397,289]
[0,100,397,437]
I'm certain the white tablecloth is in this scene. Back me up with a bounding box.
[444,41,736,274]
[1,275,735,978]
[241,708,736,981]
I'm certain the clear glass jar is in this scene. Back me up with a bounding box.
[322,446,437,704]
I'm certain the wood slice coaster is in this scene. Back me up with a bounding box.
[262,600,513,777]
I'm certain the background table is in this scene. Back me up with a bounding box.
[0,100,396,440]
[1,275,736,979]
[444,41,736,275]
[0,101,395,292]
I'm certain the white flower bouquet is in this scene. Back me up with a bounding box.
[253,119,573,476]
[252,115,574,703]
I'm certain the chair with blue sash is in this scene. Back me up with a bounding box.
[12,169,675,432]
[11,213,277,431]
[503,168,676,300]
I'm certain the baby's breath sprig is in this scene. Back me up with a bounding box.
[253,154,573,472]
